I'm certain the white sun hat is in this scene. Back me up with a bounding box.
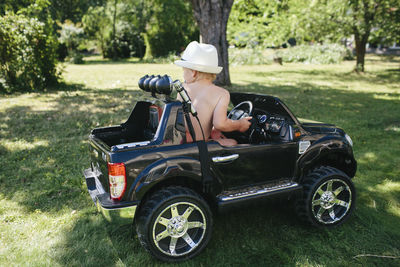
[174,41,223,74]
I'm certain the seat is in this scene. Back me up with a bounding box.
[279,123,293,142]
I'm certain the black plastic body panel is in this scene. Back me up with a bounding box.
[85,92,357,210]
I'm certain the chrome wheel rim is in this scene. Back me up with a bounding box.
[152,202,206,257]
[311,179,352,224]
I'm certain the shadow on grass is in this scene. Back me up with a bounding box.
[52,198,400,266]
[0,81,87,96]
[0,86,145,213]
[365,54,400,64]
[248,67,400,88]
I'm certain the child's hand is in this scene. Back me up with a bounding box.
[238,117,252,132]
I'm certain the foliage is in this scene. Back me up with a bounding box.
[144,0,199,58]
[345,0,400,71]
[229,48,274,65]
[82,6,109,56]
[228,44,352,66]
[48,0,106,24]
[375,4,400,45]
[276,44,352,64]
[0,11,60,92]
[83,0,148,59]
[264,0,400,71]
[84,0,198,60]
[228,0,275,48]
[1,0,106,22]
[58,20,85,64]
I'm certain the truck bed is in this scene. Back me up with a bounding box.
[91,101,162,148]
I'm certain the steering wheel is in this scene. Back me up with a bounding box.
[228,101,253,120]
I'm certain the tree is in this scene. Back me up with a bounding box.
[368,3,400,50]
[318,0,400,72]
[144,0,199,58]
[82,0,143,59]
[263,0,400,72]
[190,0,234,86]
[58,20,85,63]
[82,6,109,56]
[227,0,273,48]
[348,0,383,72]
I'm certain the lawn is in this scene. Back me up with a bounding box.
[0,55,399,266]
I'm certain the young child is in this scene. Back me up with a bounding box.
[174,41,252,146]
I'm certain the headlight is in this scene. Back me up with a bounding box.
[345,134,353,147]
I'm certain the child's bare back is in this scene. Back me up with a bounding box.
[183,80,226,141]
[175,41,251,146]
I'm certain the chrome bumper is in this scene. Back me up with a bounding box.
[83,168,138,225]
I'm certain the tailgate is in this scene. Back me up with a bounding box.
[89,135,110,194]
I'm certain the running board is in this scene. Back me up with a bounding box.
[217,181,302,208]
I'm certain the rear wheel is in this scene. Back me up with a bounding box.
[295,166,356,227]
[136,186,212,262]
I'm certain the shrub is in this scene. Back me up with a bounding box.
[0,13,60,93]
[229,47,274,65]
[58,20,85,64]
[103,26,135,59]
[276,44,351,64]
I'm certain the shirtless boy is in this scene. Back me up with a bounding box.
[174,41,252,146]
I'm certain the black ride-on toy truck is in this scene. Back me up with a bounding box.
[83,75,357,262]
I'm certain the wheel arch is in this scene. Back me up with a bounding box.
[134,175,217,220]
[296,148,357,182]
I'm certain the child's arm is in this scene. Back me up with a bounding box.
[213,90,252,132]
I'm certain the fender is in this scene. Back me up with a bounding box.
[128,156,203,201]
[295,135,356,179]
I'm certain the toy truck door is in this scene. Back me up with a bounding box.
[209,142,297,189]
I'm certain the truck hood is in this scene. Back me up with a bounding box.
[301,122,344,135]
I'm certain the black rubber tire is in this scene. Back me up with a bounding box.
[135,186,212,262]
[295,166,356,227]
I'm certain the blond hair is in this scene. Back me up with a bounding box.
[196,71,217,82]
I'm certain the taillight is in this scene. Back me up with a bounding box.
[108,162,126,200]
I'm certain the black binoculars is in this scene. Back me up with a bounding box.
[138,74,173,96]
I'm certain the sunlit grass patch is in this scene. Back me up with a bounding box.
[1,139,49,152]
[385,125,400,132]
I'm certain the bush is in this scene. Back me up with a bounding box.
[0,13,60,93]
[103,25,140,59]
[58,20,85,64]
[229,47,274,65]
[68,51,84,64]
[276,44,351,64]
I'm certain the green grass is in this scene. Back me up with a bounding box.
[1,55,399,266]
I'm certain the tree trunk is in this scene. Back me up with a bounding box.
[112,0,118,60]
[191,0,234,86]
[351,0,376,73]
[354,33,364,72]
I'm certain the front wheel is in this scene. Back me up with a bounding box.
[295,166,356,227]
[136,186,212,262]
